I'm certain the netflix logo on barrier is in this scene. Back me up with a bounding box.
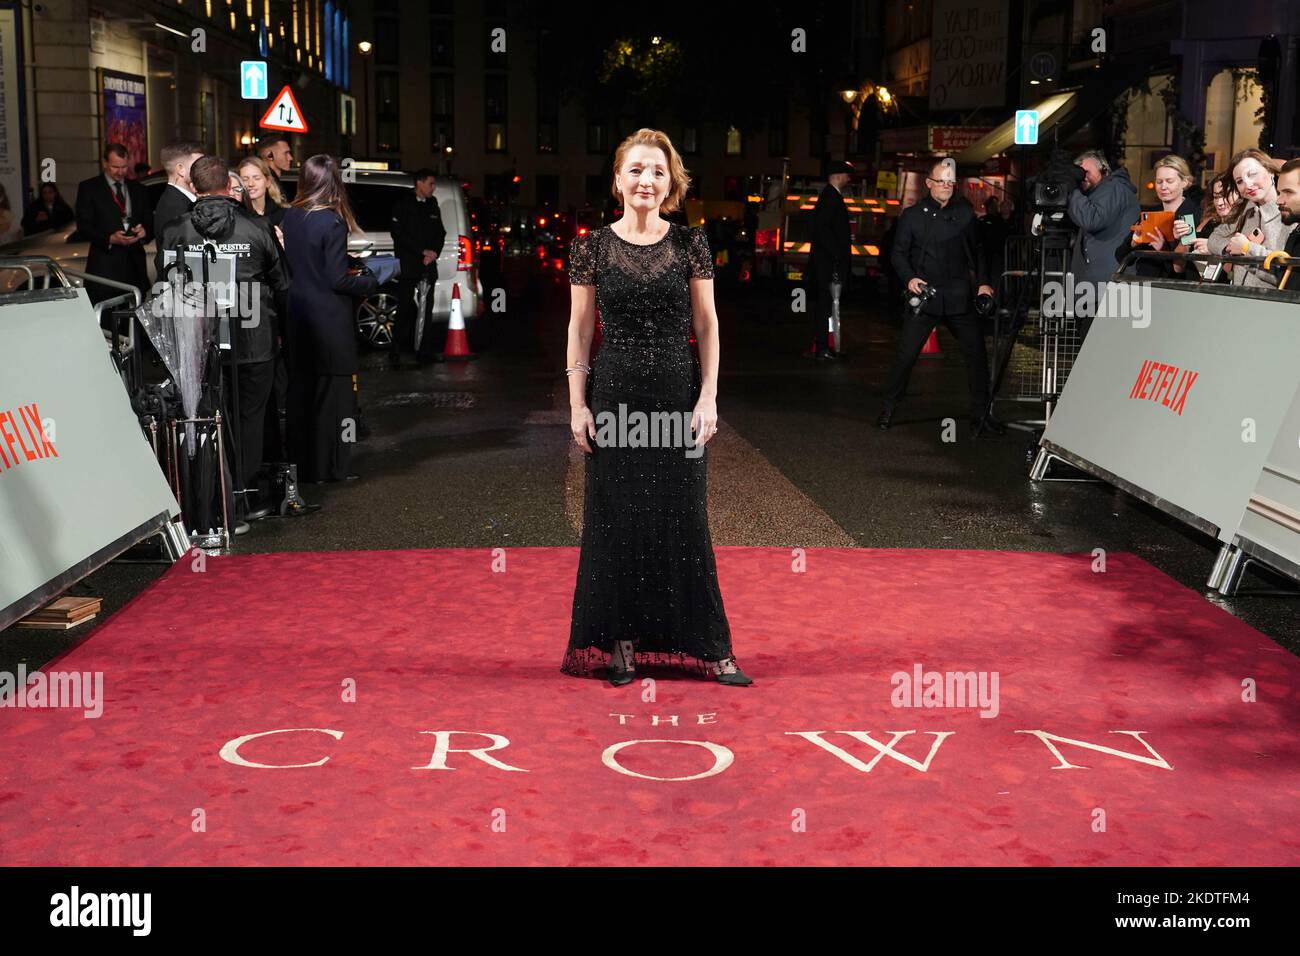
[0,403,59,473]
[1129,360,1198,416]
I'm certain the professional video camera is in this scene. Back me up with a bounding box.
[1028,148,1087,214]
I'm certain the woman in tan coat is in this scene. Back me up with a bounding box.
[1206,148,1296,289]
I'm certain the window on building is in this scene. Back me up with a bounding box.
[323,1,334,81]
[432,74,454,150]
[537,86,558,153]
[430,18,453,67]
[725,126,743,155]
[341,17,350,88]
[810,122,826,158]
[485,73,507,152]
[587,122,608,154]
[376,70,400,152]
[485,173,511,204]
[536,174,559,209]
[682,126,698,154]
[201,91,217,155]
[375,14,399,66]
[1203,67,1265,185]
[768,121,787,157]
[485,7,507,69]
[1118,73,1175,204]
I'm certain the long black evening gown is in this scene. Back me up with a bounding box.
[562,222,738,678]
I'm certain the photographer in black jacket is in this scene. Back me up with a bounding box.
[159,155,290,521]
[877,158,1003,434]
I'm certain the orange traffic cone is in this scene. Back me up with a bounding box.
[920,329,942,356]
[440,282,476,361]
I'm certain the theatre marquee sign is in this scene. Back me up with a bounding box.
[930,0,1009,111]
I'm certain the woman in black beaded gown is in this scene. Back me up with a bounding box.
[561,128,751,687]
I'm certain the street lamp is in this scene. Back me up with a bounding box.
[358,40,373,157]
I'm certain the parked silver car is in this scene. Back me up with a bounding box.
[0,170,481,348]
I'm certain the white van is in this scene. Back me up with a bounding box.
[0,170,482,349]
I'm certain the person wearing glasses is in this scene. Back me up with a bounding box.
[877,157,1003,435]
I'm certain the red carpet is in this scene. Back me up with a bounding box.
[2,547,1298,866]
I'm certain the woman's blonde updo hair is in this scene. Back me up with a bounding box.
[1152,154,1194,191]
[611,128,691,214]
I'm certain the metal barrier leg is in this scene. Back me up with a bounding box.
[161,520,192,561]
[1207,544,1245,594]
[1029,446,1054,480]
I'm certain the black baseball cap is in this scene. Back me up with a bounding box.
[825,160,857,177]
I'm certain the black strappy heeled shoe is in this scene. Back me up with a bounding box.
[607,641,636,686]
[713,658,753,686]
[607,665,635,687]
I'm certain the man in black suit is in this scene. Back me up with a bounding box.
[806,160,853,360]
[75,143,153,306]
[256,135,294,190]
[877,157,1003,435]
[152,141,204,277]
[390,168,447,365]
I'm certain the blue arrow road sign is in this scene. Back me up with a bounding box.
[241,61,268,100]
[1014,109,1039,145]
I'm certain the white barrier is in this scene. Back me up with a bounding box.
[0,287,182,629]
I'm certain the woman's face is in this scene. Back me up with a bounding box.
[617,145,670,213]
[228,174,245,200]
[240,166,266,202]
[1153,166,1186,205]
[1212,182,1234,219]
[1234,158,1275,205]
[40,184,57,204]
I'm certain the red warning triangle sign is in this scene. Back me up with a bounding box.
[258,85,309,134]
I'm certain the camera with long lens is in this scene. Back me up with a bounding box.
[904,282,938,314]
[1029,147,1086,213]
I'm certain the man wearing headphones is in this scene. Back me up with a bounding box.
[877,157,1003,435]
[1066,149,1139,338]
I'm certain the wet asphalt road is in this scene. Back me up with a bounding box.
[3,259,1295,671]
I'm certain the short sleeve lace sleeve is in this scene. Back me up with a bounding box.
[686,226,714,280]
[568,231,595,286]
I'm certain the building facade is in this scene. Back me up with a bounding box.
[5,0,354,212]
[344,0,876,216]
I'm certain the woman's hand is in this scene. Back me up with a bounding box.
[1228,232,1252,255]
[1172,219,1191,240]
[571,405,596,454]
[1149,231,1166,251]
[1190,237,1209,254]
[691,398,719,449]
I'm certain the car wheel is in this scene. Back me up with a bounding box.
[356,289,397,349]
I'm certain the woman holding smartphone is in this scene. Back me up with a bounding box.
[1188,172,1238,282]
[1114,155,1200,278]
[1206,148,1294,289]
